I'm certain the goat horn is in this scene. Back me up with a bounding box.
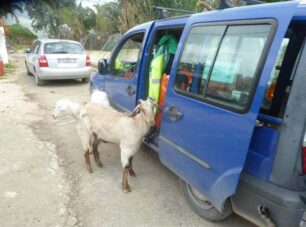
[148,97,161,110]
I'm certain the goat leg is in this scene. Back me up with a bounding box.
[84,149,93,173]
[128,157,136,177]
[122,166,131,193]
[92,135,103,168]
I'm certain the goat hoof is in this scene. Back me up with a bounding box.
[122,186,131,193]
[87,168,93,173]
[97,162,103,168]
[129,170,136,177]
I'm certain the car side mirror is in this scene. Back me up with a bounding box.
[98,58,108,75]
[24,49,31,54]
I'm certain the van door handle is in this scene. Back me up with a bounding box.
[165,106,183,122]
[126,85,135,96]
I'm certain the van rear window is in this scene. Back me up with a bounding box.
[44,42,84,54]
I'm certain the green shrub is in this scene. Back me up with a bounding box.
[6,24,37,45]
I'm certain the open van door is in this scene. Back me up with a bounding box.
[104,23,151,112]
[158,1,298,211]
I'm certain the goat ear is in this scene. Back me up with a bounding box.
[129,105,141,117]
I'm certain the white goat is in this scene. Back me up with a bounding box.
[90,90,110,106]
[52,99,81,120]
[52,98,104,170]
[52,93,156,192]
[80,98,156,192]
[52,90,109,119]
[52,91,110,172]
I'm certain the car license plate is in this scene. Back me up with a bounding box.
[58,58,76,63]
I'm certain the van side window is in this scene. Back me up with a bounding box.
[110,32,144,79]
[175,26,225,95]
[175,24,272,111]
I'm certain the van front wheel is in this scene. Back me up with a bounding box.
[179,178,233,222]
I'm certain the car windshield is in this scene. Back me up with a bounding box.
[44,42,84,54]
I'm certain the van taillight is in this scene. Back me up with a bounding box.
[302,146,306,174]
[86,55,91,67]
[39,55,48,67]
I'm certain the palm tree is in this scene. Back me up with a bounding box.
[0,0,23,24]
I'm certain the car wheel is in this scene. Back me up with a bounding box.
[25,62,32,76]
[179,178,233,222]
[82,78,90,83]
[35,74,45,86]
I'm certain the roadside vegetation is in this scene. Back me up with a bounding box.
[6,24,37,47]
[4,63,16,74]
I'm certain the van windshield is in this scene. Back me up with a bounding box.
[44,42,84,54]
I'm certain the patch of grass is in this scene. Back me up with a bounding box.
[4,63,17,75]
[15,44,30,51]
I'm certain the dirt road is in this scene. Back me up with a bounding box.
[0,53,255,227]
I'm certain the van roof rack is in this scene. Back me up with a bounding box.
[153,0,265,19]
[152,6,193,19]
[218,0,264,9]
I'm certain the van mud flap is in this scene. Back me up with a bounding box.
[258,205,276,227]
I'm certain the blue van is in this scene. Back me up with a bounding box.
[90,1,306,226]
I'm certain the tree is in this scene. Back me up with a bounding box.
[25,0,76,38]
[95,2,120,35]
[115,0,200,32]
[0,0,23,23]
[59,4,96,40]
[6,24,37,45]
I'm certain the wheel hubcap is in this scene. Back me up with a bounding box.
[187,184,213,210]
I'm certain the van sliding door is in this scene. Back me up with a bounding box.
[158,1,298,210]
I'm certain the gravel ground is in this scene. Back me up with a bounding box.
[0,52,255,227]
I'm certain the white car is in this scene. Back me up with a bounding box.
[25,39,91,86]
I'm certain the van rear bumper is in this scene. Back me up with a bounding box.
[232,173,306,227]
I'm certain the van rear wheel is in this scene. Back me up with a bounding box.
[179,178,233,222]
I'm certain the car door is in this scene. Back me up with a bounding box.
[158,2,298,210]
[26,41,39,73]
[104,30,148,112]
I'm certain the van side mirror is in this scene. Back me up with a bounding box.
[98,59,108,75]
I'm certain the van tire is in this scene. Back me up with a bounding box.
[179,178,233,222]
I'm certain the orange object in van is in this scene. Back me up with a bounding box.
[155,73,169,128]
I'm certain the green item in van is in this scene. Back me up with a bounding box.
[148,35,177,102]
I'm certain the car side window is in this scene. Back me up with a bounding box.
[110,32,144,79]
[30,42,38,53]
[175,24,272,111]
[34,43,40,54]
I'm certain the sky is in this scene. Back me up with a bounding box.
[78,0,113,11]
[5,0,113,38]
